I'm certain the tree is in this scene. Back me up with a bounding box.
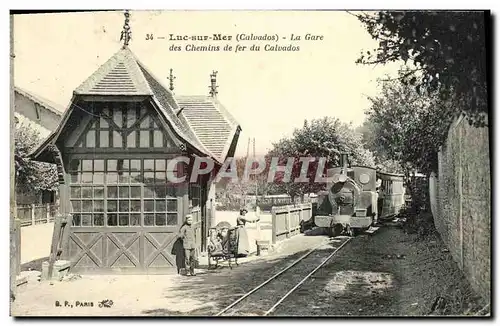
[15,120,58,196]
[265,117,375,199]
[355,11,488,127]
[364,76,454,176]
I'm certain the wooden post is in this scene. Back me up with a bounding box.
[285,205,291,238]
[271,207,277,244]
[31,203,35,225]
[46,203,50,223]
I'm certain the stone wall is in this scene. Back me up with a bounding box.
[432,115,490,302]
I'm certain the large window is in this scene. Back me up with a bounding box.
[75,104,172,149]
[69,159,179,227]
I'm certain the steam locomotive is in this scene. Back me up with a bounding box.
[306,153,405,237]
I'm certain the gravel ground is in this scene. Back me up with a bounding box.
[271,225,486,317]
[11,225,487,317]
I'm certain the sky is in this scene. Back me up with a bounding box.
[13,10,400,157]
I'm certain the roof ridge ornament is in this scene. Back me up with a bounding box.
[120,10,132,48]
[209,70,218,97]
[168,68,176,92]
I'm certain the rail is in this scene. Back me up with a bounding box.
[215,236,351,316]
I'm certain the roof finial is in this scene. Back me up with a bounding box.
[120,10,132,48]
[168,68,176,92]
[209,70,218,97]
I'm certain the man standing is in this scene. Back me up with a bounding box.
[179,214,197,276]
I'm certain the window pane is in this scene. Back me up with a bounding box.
[127,108,136,127]
[70,173,80,184]
[130,200,141,212]
[113,131,123,148]
[69,160,80,172]
[94,214,104,226]
[106,201,116,213]
[126,132,136,148]
[113,109,122,128]
[107,160,117,171]
[82,160,93,171]
[140,115,150,128]
[81,214,92,226]
[144,159,154,171]
[155,200,166,212]
[119,214,129,226]
[153,130,163,147]
[100,115,108,128]
[167,213,177,226]
[94,200,104,212]
[81,187,92,198]
[154,185,166,198]
[119,201,130,212]
[144,185,154,198]
[86,130,96,147]
[72,214,81,226]
[107,186,118,198]
[94,187,104,198]
[143,172,154,183]
[71,200,81,212]
[81,172,93,183]
[144,214,155,226]
[94,172,104,184]
[94,160,104,171]
[130,160,141,171]
[130,214,140,226]
[155,172,165,183]
[154,159,165,171]
[107,214,118,226]
[130,186,141,198]
[120,159,129,171]
[119,187,129,198]
[130,172,142,183]
[99,130,109,147]
[107,172,118,184]
[82,200,92,212]
[139,130,149,147]
[167,199,177,212]
[156,214,166,226]
[70,187,81,198]
[119,172,130,184]
[144,200,154,212]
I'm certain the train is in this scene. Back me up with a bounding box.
[302,153,406,237]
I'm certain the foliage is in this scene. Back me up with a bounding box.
[364,77,454,175]
[15,120,58,194]
[265,117,375,199]
[356,11,488,127]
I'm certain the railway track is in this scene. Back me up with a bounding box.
[215,236,352,316]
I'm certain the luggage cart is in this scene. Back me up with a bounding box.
[207,223,239,269]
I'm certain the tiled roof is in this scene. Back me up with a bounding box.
[74,48,153,96]
[14,86,65,115]
[35,47,240,164]
[175,95,240,162]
